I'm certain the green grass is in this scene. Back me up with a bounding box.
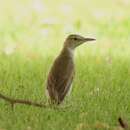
[0,0,130,130]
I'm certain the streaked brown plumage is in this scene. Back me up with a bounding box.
[46,34,95,104]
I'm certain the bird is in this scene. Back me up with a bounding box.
[46,34,96,105]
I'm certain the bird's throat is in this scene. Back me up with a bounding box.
[61,46,74,59]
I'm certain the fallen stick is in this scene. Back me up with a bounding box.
[0,93,46,108]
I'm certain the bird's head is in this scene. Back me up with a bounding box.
[64,34,96,49]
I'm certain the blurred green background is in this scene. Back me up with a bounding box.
[0,0,130,130]
[0,0,130,56]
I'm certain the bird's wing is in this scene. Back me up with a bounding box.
[58,72,74,102]
[47,68,74,103]
[47,55,74,103]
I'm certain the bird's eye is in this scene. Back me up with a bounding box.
[73,38,78,40]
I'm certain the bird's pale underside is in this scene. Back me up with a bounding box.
[46,34,95,105]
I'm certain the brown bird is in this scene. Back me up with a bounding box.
[46,34,96,104]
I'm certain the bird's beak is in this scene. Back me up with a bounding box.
[84,38,96,42]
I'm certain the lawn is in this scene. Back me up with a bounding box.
[0,0,130,130]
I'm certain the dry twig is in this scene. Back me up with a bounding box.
[0,93,46,108]
[118,117,129,129]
